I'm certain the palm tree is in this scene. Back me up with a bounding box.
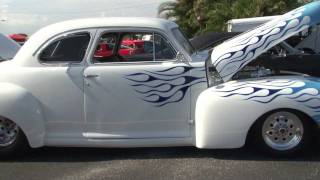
[157,1,176,20]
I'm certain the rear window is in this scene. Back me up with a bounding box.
[40,33,90,63]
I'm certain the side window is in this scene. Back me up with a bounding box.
[154,34,176,61]
[118,33,154,62]
[92,32,176,63]
[40,33,90,62]
[93,33,117,63]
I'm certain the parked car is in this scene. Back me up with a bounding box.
[0,33,20,62]
[9,34,28,46]
[94,39,145,58]
[0,2,320,157]
[118,39,145,56]
[94,43,114,58]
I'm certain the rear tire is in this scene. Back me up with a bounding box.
[252,109,313,157]
[0,118,28,158]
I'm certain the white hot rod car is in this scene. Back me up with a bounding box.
[1,2,320,156]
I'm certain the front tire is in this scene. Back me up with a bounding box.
[0,118,28,157]
[253,109,313,156]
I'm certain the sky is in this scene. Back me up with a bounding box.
[0,0,170,35]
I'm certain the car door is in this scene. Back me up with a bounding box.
[83,29,194,139]
[29,31,94,139]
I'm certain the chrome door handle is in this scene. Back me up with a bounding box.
[84,74,99,78]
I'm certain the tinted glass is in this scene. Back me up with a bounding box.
[93,33,117,63]
[40,33,90,62]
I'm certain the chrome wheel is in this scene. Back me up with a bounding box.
[0,118,19,147]
[262,111,304,151]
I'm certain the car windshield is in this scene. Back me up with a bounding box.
[0,33,20,61]
[172,28,194,55]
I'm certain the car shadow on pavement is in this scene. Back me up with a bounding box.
[4,142,320,162]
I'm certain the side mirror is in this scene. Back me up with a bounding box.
[176,52,187,62]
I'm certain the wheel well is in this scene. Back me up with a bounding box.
[245,108,318,145]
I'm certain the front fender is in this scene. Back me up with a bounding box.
[0,83,45,148]
[195,89,260,149]
[195,78,317,149]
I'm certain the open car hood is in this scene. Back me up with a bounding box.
[210,2,320,82]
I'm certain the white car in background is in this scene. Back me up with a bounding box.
[0,33,20,62]
[0,2,320,157]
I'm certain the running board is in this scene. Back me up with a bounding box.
[83,132,129,139]
[83,132,188,139]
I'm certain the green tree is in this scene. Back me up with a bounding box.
[170,0,307,38]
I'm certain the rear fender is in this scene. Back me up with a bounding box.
[0,83,45,147]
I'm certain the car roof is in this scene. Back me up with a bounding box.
[47,17,178,31]
[14,17,179,66]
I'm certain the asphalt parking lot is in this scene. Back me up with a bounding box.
[1,145,320,180]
